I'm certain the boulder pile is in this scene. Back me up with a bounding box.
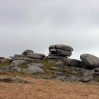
[9,50,45,74]
[1,44,99,84]
[11,49,45,64]
[46,44,73,60]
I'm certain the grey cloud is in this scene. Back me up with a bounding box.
[0,0,99,59]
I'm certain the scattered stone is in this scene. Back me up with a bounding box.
[56,61,64,67]
[53,72,63,75]
[0,77,33,84]
[50,67,59,70]
[27,63,43,68]
[56,76,66,81]
[80,76,93,82]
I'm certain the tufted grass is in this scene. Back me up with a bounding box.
[0,59,84,79]
[0,61,11,67]
[41,59,56,70]
[18,65,28,69]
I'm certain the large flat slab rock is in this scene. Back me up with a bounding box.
[46,55,60,60]
[80,54,99,68]
[26,53,45,59]
[63,58,80,67]
[49,44,73,51]
[57,49,72,56]
[12,55,33,62]
[49,48,57,53]
[55,44,73,51]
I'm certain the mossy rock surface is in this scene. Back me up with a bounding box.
[18,65,28,69]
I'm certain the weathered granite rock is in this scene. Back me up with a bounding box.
[47,44,73,61]
[56,75,80,82]
[80,70,94,82]
[12,55,33,62]
[22,65,45,74]
[50,67,59,70]
[0,77,33,84]
[79,62,87,69]
[49,48,57,53]
[22,50,33,55]
[80,54,99,68]
[93,72,99,78]
[0,58,10,63]
[34,53,45,58]
[10,60,27,66]
[27,63,44,68]
[46,56,60,60]
[80,76,93,82]
[55,44,73,51]
[57,49,72,56]
[63,58,80,67]
[26,53,45,59]
[94,68,99,72]
[56,61,64,67]
[48,53,60,56]
[9,66,21,72]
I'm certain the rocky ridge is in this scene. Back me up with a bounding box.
[0,44,99,84]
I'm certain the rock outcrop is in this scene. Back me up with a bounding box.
[12,50,45,61]
[0,44,99,84]
[46,44,73,60]
[8,50,46,74]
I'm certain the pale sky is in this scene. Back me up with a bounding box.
[0,0,99,60]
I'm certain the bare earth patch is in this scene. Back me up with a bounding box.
[0,75,99,99]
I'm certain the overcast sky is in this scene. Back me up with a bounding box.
[0,0,99,60]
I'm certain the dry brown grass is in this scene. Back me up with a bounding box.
[0,75,99,99]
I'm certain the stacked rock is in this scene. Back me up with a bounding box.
[10,49,45,66]
[46,44,73,60]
